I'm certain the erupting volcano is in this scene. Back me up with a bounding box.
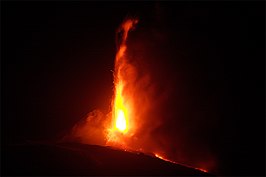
[63,17,211,174]
[5,2,264,176]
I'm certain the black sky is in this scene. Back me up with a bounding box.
[2,1,265,176]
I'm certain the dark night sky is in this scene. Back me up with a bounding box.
[2,1,265,176]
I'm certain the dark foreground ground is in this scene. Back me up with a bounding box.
[2,142,213,176]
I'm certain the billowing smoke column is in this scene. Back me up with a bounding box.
[63,17,215,173]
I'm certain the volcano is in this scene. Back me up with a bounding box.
[3,142,213,176]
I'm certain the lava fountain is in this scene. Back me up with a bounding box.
[106,18,138,148]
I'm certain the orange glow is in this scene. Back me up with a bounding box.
[107,18,138,143]
[155,153,165,160]
[113,83,128,133]
[116,109,126,132]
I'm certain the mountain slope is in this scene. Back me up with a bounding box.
[3,142,213,176]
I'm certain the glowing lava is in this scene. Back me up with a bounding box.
[195,168,208,173]
[116,109,126,132]
[155,153,177,164]
[113,83,128,133]
[154,153,165,160]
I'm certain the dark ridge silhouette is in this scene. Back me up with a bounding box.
[3,142,213,176]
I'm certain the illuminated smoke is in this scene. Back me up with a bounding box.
[63,16,215,173]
